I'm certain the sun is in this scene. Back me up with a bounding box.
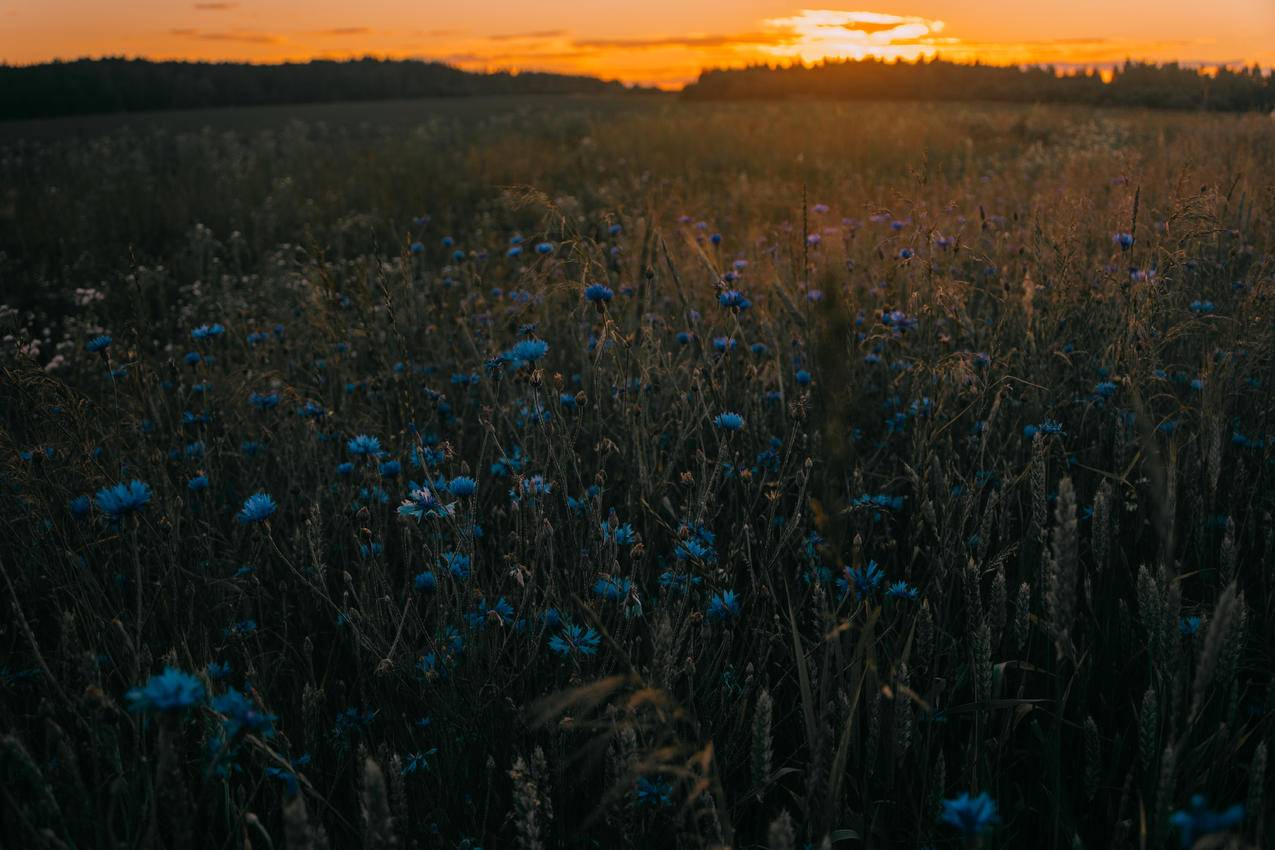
[759,9,949,65]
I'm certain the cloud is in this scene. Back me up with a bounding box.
[573,32,794,50]
[313,27,372,37]
[192,2,237,9]
[487,30,567,42]
[429,7,1270,90]
[169,28,283,44]
[757,9,948,62]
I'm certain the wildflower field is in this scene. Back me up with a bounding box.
[1,98,1273,849]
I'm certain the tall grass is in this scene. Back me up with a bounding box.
[0,99,1272,849]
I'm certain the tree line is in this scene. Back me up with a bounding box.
[3,56,1270,120]
[0,57,632,120]
[681,57,1274,112]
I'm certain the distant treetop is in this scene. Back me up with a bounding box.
[0,57,638,121]
[681,56,1273,112]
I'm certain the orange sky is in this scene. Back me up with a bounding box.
[1,1,1272,89]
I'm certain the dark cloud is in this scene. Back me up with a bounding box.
[573,32,793,50]
[169,28,283,44]
[487,30,567,42]
[830,21,905,35]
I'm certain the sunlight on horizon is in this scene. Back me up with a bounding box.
[1,2,1272,89]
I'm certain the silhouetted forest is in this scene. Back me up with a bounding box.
[0,57,633,120]
[683,57,1274,111]
[3,56,1271,120]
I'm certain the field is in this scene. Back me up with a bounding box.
[1,97,1273,849]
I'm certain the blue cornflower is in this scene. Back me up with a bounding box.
[518,475,552,499]
[507,338,549,366]
[491,447,527,478]
[206,660,232,680]
[237,492,277,524]
[441,551,471,579]
[718,290,751,310]
[674,537,714,562]
[602,519,636,545]
[126,667,205,713]
[593,576,633,601]
[712,336,736,353]
[659,570,702,594]
[1040,419,1065,435]
[795,369,813,386]
[379,460,402,478]
[249,391,280,410]
[634,777,673,808]
[414,570,437,591]
[885,581,919,601]
[94,480,152,519]
[191,323,226,340]
[534,241,554,255]
[842,561,885,600]
[397,486,456,521]
[1169,796,1244,849]
[470,597,515,627]
[1113,232,1134,250]
[707,590,740,623]
[336,462,353,476]
[68,495,91,519]
[1094,381,1117,398]
[899,247,914,259]
[713,411,745,431]
[548,624,601,657]
[347,434,382,456]
[86,334,112,353]
[187,475,209,493]
[448,476,477,497]
[213,688,275,738]
[1179,616,1201,637]
[940,791,1000,835]
[402,749,438,775]
[584,283,614,303]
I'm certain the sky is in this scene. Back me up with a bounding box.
[1,1,1272,89]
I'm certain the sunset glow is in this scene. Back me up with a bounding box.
[1,1,1271,89]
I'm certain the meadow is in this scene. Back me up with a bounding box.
[1,97,1272,849]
